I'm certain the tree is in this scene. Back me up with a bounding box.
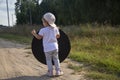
[15,0,41,25]
[15,0,120,25]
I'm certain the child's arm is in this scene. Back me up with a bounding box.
[56,28,60,38]
[31,29,43,40]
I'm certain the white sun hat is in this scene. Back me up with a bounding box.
[43,12,56,28]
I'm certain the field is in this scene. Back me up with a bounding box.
[0,24,120,80]
[63,24,120,80]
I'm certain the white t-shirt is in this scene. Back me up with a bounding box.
[38,26,60,52]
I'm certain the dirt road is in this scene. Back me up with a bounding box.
[0,38,85,80]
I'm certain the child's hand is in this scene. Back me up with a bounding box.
[31,29,36,35]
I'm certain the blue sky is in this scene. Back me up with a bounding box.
[0,0,16,26]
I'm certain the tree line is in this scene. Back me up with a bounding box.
[15,0,120,25]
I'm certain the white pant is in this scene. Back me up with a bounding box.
[45,49,60,71]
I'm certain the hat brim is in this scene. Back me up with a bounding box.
[49,23,56,27]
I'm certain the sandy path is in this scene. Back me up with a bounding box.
[0,38,85,80]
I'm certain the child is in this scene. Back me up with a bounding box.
[31,12,63,77]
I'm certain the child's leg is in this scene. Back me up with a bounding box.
[52,50,60,71]
[52,50,63,76]
[45,52,53,76]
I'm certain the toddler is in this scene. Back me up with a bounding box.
[31,12,63,77]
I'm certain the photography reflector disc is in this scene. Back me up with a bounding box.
[31,29,71,65]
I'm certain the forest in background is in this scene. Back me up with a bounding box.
[15,0,120,26]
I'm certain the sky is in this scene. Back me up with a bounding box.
[0,0,16,26]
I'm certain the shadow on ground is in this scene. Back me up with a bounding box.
[1,74,57,80]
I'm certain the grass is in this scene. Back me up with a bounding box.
[86,71,120,80]
[0,33,32,44]
[0,24,38,44]
[68,63,83,73]
[0,24,120,80]
[65,24,120,80]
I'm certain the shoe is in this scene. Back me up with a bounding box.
[47,70,53,77]
[56,70,63,76]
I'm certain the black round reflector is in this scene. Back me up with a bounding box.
[31,29,71,65]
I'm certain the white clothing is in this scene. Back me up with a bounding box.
[38,26,60,52]
[45,49,60,71]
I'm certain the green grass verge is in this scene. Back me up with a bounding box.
[0,33,32,44]
[86,71,120,80]
[66,25,120,80]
